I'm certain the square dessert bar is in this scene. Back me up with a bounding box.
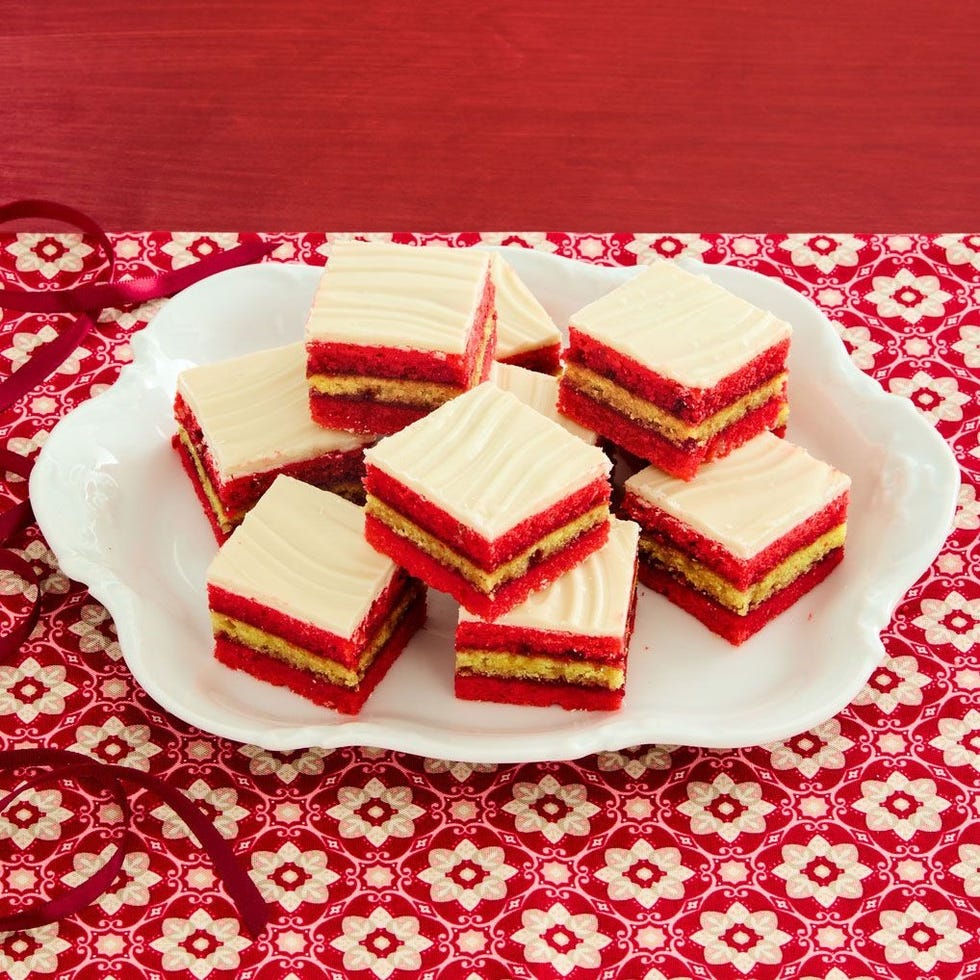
[207,476,426,714]
[622,433,850,645]
[173,342,374,541]
[490,361,598,445]
[558,261,792,480]
[305,241,496,435]
[455,517,640,711]
[492,254,562,374]
[363,382,613,619]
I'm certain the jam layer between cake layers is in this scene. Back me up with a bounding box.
[305,242,497,434]
[622,433,851,644]
[558,261,792,480]
[173,342,373,540]
[364,382,613,619]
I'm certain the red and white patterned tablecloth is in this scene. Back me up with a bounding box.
[0,231,977,980]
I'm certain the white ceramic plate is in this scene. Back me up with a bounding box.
[30,249,959,762]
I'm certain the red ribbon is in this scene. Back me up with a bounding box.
[0,749,268,937]
[0,202,274,935]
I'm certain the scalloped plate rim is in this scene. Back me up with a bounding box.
[29,248,958,761]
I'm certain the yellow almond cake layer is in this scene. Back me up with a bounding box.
[456,650,624,690]
[177,426,241,533]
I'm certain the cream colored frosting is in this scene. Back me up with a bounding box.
[207,475,396,639]
[625,432,851,559]
[459,517,639,636]
[492,254,562,359]
[364,382,611,539]
[305,241,491,353]
[570,261,792,388]
[490,362,597,444]
[177,342,372,479]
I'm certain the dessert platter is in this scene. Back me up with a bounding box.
[30,247,959,762]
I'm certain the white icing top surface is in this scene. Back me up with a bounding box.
[305,241,490,353]
[490,362,597,444]
[492,254,562,358]
[365,382,611,539]
[177,342,372,479]
[570,261,792,388]
[625,432,851,559]
[207,475,396,639]
[459,517,639,636]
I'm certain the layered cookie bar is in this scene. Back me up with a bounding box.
[622,433,850,644]
[207,476,426,714]
[490,361,598,445]
[455,517,639,711]
[305,242,496,434]
[173,342,374,541]
[558,261,792,480]
[363,382,612,619]
[492,254,562,373]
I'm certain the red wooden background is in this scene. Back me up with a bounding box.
[1,2,978,231]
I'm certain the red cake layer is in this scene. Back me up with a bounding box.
[498,342,562,375]
[638,548,844,645]
[456,621,627,660]
[623,491,849,589]
[365,467,610,568]
[214,588,426,714]
[365,514,610,618]
[559,382,787,480]
[209,569,416,668]
[565,328,790,423]
[309,393,432,436]
[306,269,496,385]
[455,672,624,711]
[174,394,368,514]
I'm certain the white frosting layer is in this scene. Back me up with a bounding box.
[207,476,396,639]
[305,241,490,353]
[625,432,851,559]
[365,382,611,539]
[490,362,597,444]
[492,254,562,359]
[177,342,372,479]
[570,261,792,388]
[459,517,639,636]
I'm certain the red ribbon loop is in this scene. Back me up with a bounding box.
[0,749,268,937]
[0,202,275,936]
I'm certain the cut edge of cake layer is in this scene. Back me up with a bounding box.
[214,583,426,713]
[491,252,563,372]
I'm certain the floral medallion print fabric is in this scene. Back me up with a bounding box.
[0,231,977,979]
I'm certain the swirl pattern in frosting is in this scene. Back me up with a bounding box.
[490,361,597,444]
[625,432,851,558]
[364,382,611,538]
[177,342,372,478]
[492,254,562,359]
[207,476,395,639]
[305,241,490,352]
[570,260,792,388]
[458,517,639,635]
